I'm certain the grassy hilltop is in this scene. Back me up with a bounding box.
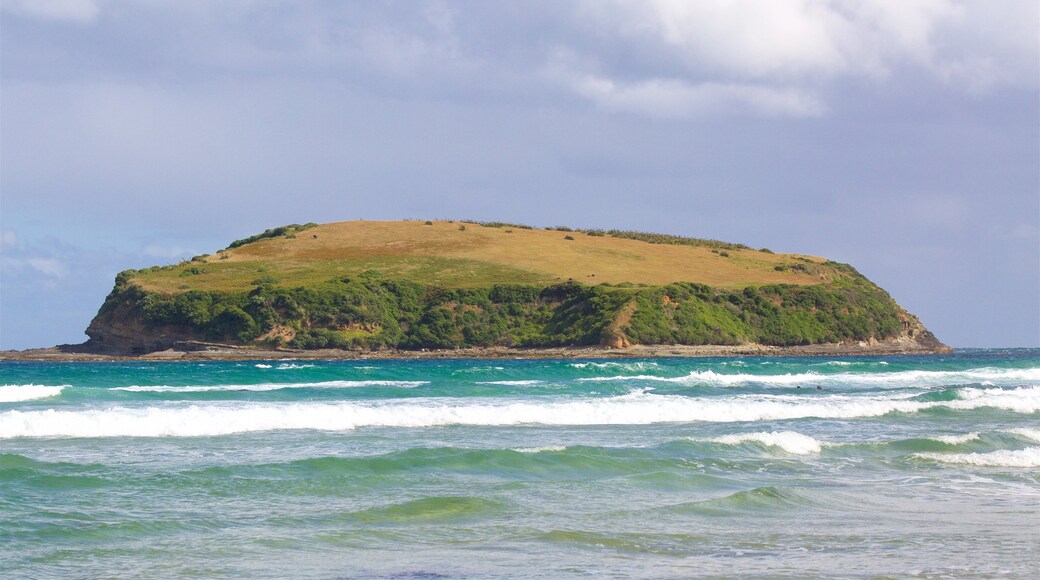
[86,220,942,354]
[133,220,833,293]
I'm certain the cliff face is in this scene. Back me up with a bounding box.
[82,276,950,356]
[77,220,951,356]
[85,288,196,354]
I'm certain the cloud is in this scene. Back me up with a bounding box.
[582,0,968,80]
[25,257,67,278]
[560,0,1035,116]
[1,230,17,248]
[1,0,99,24]
[570,75,826,119]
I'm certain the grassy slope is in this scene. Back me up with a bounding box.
[133,220,842,294]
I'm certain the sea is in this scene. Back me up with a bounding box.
[1,349,1038,578]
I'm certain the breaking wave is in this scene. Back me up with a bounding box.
[706,431,823,455]
[476,380,545,386]
[577,367,1040,388]
[2,386,1036,438]
[514,445,568,453]
[927,432,981,445]
[112,380,429,393]
[1006,428,1040,443]
[569,361,660,371]
[916,447,1040,468]
[0,385,66,403]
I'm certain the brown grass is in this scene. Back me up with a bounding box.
[134,220,838,294]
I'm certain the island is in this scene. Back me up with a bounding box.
[4,220,950,360]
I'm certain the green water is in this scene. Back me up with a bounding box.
[2,350,1038,577]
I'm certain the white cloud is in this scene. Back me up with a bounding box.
[26,257,67,278]
[1,230,17,248]
[1,0,99,24]
[562,0,1035,117]
[571,74,825,119]
[582,0,969,80]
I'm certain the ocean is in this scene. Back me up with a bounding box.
[2,349,1038,577]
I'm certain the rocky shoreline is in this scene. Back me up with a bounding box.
[0,335,952,362]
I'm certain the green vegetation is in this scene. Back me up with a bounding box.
[476,221,748,250]
[592,229,748,251]
[98,267,905,350]
[227,223,318,249]
[89,220,915,352]
[465,221,535,230]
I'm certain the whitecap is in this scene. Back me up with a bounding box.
[706,431,823,455]
[916,447,1040,468]
[5,386,1037,438]
[113,380,429,393]
[1005,428,1040,443]
[476,380,544,386]
[514,445,567,453]
[254,364,273,369]
[576,367,1040,389]
[276,363,316,370]
[928,432,981,445]
[0,384,66,403]
[570,361,659,371]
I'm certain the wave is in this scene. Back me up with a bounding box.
[450,366,505,374]
[514,445,568,453]
[577,367,1040,388]
[705,431,823,454]
[916,447,1040,468]
[809,361,889,367]
[927,432,981,445]
[254,364,272,369]
[0,385,66,403]
[1005,428,1040,443]
[476,380,544,386]
[2,386,1036,438]
[112,380,429,393]
[569,361,659,371]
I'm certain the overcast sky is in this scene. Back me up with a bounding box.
[1,0,1037,349]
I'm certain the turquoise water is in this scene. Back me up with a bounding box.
[2,350,1038,577]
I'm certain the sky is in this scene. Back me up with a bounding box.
[1,0,1037,349]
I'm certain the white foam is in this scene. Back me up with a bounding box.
[112,380,428,393]
[0,385,66,403]
[570,361,659,371]
[276,363,315,370]
[476,380,544,386]
[254,364,273,369]
[1005,428,1040,443]
[4,386,1037,438]
[929,432,981,445]
[514,445,567,453]
[916,447,1040,468]
[708,431,823,454]
[947,387,1040,413]
[577,367,1040,389]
